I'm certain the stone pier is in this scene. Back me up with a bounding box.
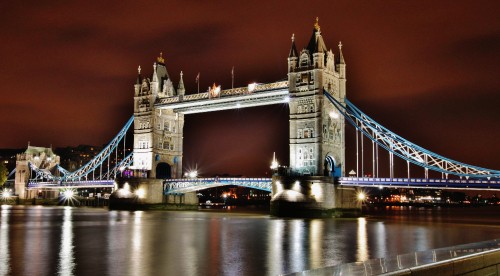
[270,176,361,217]
[109,178,198,210]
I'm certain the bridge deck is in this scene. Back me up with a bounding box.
[155,81,289,114]
[28,180,115,189]
[26,177,500,191]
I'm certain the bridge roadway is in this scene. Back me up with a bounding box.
[27,180,115,189]
[155,81,289,114]
[26,177,500,192]
[163,177,500,194]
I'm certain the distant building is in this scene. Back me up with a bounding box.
[15,146,60,198]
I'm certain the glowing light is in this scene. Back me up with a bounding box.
[329,111,339,119]
[188,170,198,178]
[311,183,323,199]
[270,152,279,170]
[62,189,75,200]
[135,188,145,199]
[123,183,130,192]
[357,191,366,201]
[293,180,301,192]
[284,96,290,103]
[1,189,11,199]
[248,82,257,92]
[236,103,241,108]
[60,188,78,205]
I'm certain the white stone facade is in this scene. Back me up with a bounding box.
[134,22,347,179]
[288,23,346,176]
[132,57,184,178]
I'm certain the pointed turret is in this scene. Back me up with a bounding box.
[152,63,158,82]
[289,33,298,58]
[338,41,345,64]
[134,66,142,96]
[136,65,142,85]
[288,34,299,73]
[306,17,328,57]
[177,71,185,96]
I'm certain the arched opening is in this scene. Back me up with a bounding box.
[156,162,171,179]
[324,155,341,178]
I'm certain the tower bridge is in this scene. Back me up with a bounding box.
[10,19,500,216]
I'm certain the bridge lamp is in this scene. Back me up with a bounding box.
[61,189,76,201]
[188,170,198,178]
[1,189,11,199]
[248,82,257,92]
[357,191,366,201]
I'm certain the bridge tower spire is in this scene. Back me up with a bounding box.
[287,19,346,177]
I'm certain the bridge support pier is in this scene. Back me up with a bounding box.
[165,193,198,205]
[270,176,361,218]
[109,178,198,210]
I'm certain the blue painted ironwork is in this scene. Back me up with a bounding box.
[324,90,500,180]
[7,168,16,179]
[56,165,70,176]
[98,152,134,180]
[63,116,134,181]
[339,177,500,190]
[164,177,272,194]
[23,117,133,187]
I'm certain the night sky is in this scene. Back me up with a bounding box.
[1,1,499,177]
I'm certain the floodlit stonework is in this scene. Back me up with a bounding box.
[287,20,346,177]
[133,20,347,179]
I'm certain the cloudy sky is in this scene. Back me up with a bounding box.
[1,1,498,177]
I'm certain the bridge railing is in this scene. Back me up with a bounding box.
[164,177,272,194]
[157,81,289,105]
[290,239,500,276]
[340,177,500,189]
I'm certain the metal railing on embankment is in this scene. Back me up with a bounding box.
[288,239,500,275]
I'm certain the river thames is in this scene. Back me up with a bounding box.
[0,205,499,275]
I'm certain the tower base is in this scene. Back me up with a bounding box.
[270,175,362,218]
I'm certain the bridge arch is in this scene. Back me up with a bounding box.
[324,154,341,177]
[156,162,172,179]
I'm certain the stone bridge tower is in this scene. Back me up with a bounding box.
[287,19,346,177]
[132,54,184,179]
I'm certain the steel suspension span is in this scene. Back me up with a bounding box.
[324,90,500,180]
[27,116,134,183]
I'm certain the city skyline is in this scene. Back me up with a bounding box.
[1,1,499,176]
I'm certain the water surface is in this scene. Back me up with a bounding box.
[1,205,499,275]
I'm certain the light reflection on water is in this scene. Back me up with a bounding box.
[0,205,11,276]
[57,207,74,276]
[0,206,499,275]
[356,217,368,262]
